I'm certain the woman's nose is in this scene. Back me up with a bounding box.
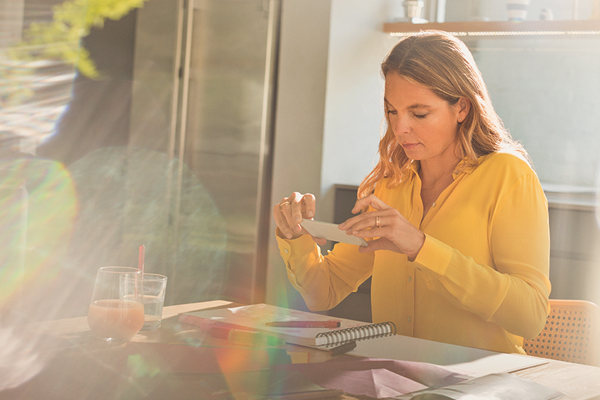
[392,114,409,134]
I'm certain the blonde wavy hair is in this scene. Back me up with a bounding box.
[358,30,528,199]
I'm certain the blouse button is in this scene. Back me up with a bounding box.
[432,202,436,208]
[408,276,412,282]
[284,249,289,254]
[407,316,412,323]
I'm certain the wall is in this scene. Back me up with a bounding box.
[473,0,600,188]
[320,0,399,223]
[266,0,332,309]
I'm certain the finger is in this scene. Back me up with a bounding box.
[275,192,318,238]
[292,193,317,229]
[302,194,316,219]
[338,213,365,231]
[358,238,397,253]
[290,192,318,233]
[340,210,384,232]
[351,194,391,214]
[285,192,306,232]
[311,236,327,246]
[352,214,388,235]
[280,196,294,222]
[274,200,296,239]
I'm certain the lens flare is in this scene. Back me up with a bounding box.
[0,328,46,391]
[0,158,77,321]
[64,147,227,313]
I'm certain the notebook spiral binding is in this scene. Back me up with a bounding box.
[315,321,397,347]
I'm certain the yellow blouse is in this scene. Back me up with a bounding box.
[276,152,551,354]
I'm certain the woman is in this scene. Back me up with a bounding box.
[273,30,550,354]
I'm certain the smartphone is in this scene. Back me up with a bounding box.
[301,219,368,247]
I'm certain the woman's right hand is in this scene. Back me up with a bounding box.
[273,192,326,245]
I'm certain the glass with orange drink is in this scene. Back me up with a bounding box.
[87,266,145,341]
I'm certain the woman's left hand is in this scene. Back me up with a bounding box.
[339,194,426,260]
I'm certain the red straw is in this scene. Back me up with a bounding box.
[137,245,145,300]
[138,245,145,275]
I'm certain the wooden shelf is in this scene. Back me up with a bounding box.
[383,20,600,37]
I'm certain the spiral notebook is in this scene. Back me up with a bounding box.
[179,303,396,349]
[315,322,396,346]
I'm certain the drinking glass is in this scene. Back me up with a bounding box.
[87,266,145,341]
[121,273,168,331]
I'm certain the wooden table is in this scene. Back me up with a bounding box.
[4,300,600,400]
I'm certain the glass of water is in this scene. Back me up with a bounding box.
[121,273,168,331]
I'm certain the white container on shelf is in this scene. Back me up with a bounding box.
[506,0,530,22]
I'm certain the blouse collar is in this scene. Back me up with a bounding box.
[407,154,489,179]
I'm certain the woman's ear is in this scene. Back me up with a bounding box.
[457,97,471,123]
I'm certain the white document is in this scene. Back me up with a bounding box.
[444,353,549,378]
[301,219,368,247]
[396,373,562,400]
[349,334,548,378]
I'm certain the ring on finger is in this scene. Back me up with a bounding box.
[279,202,291,211]
[375,216,381,228]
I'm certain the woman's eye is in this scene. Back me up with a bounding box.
[414,113,427,119]
[387,110,397,115]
